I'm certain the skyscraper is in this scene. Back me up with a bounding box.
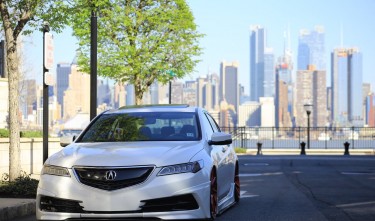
[220,61,239,114]
[250,25,265,101]
[183,80,197,107]
[331,48,363,126]
[366,93,375,127]
[264,48,275,98]
[295,67,327,127]
[275,48,293,127]
[298,26,325,70]
[56,63,71,117]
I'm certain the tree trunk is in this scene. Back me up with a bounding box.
[6,35,21,181]
[134,86,143,105]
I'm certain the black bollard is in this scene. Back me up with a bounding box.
[257,142,263,155]
[300,142,306,155]
[344,142,350,155]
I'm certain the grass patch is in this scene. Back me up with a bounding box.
[234,147,247,154]
[0,172,38,198]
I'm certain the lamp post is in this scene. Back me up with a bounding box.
[90,8,97,120]
[304,103,313,149]
[42,22,50,163]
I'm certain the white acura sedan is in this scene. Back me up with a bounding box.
[37,105,240,220]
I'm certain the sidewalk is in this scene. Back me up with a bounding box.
[0,198,35,221]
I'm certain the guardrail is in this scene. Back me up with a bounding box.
[221,127,375,149]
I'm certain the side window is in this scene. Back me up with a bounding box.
[204,113,220,133]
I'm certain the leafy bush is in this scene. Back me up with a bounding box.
[0,128,9,138]
[0,129,43,138]
[20,130,43,138]
[234,147,247,154]
[0,172,39,198]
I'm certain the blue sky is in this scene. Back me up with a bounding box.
[25,0,375,93]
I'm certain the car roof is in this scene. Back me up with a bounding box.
[104,104,199,114]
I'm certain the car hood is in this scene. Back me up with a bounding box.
[47,141,204,168]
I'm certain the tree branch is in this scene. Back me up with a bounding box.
[13,10,32,39]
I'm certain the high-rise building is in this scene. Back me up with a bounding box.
[20,79,37,120]
[220,61,239,111]
[183,81,197,107]
[113,83,126,108]
[97,79,111,106]
[295,67,327,127]
[63,62,90,120]
[220,61,239,126]
[331,48,363,126]
[366,93,375,127]
[171,81,183,104]
[362,83,372,123]
[297,26,325,70]
[196,76,207,108]
[238,101,261,127]
[275,78,291,127]
[264,48,275,98]
[126,84,135,105]
[275,48,293,127]
[260,97,275,127]
[195,73,220,111]
[250,25,265,101]
[56,63,71,117]
[209,74,220,110]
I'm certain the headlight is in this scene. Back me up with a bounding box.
[42,165,70,177]
[158,160,204,176]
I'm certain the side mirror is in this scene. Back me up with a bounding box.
[208,132,232,145]
[60,135,76,147]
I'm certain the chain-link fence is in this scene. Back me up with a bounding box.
[221,127,375,149]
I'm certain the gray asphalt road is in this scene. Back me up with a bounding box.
[14,155,375,221]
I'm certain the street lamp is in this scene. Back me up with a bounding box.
[42,21,50,163]
[304,103,313,149]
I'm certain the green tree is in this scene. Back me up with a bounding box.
[71,0,203,104]
[0,0,70,181]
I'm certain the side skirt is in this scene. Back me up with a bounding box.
[217,183,236,215]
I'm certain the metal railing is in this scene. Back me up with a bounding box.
[221,127,375,149]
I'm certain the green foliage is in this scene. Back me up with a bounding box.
[235,147,247,154]
[0,0,72,36]
[20,131,43,138]
[0,129,9,138]
[71,0,203,103]
[0,172,39,198]
[0,130,42,138]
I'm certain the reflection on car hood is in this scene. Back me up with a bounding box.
[48,141,204,168]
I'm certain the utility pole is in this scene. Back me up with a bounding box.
[90,8,98,120]
[43,22,52,163]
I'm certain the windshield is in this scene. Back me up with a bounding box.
[78,112,200,142]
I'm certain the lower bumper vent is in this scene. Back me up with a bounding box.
[40,195,84,213]
[140,194,199,212]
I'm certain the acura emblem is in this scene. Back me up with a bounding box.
[105,170,117,181]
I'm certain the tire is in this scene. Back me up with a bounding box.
[234,162,240,203]
[210,169,218,220]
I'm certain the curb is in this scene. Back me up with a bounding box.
[0,200,35,221]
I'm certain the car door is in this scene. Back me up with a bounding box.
[204,112,232,201]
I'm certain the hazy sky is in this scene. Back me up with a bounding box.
[25,0,375,93]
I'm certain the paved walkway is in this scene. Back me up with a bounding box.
[0,198,35,221]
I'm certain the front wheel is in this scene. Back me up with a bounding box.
[234,163,240,202]
[210,169,218,220]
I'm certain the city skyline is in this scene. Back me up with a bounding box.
[22,0,374,94]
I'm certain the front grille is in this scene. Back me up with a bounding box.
[40,195,84,213]
[74,166,154,191]
[140,194,199,212]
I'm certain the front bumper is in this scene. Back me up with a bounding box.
[36,167,211,220]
